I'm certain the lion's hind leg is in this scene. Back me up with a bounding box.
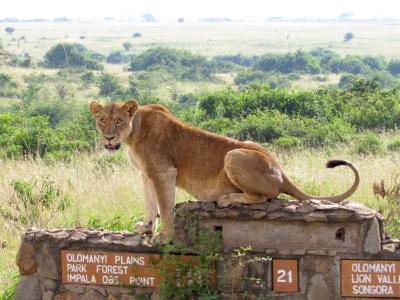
[217,149,283,208]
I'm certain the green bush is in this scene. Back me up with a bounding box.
[129,47,219,81]
[44,43,104,70]
[274,136,300,149]
[97,72,122,96]
[254,50,321,74]
[388,59,400,76]
[355,133,383,155]
[387,139,400,151]
[106,51,131,64]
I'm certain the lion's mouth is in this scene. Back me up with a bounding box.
[105,143,121,151]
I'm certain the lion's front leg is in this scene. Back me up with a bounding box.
[149,167,177,244]
[135,174,159,234]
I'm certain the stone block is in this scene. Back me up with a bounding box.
[16,242,37,275]
[15,275,40,300]
[200,219,362,253]
[363,217,381,254]
[307,274,329,300]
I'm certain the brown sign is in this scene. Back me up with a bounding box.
[341,260,400,298]
[272,259,299,293]
[61,250,204,287]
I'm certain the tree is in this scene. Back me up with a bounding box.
[133,32,142,38]
[141,13,156,22]
[4,27,15,34]
[344,32,354,42]
[122,42,132,51]
[177,18,185,23]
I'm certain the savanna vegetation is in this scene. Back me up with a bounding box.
[1,22,400,298]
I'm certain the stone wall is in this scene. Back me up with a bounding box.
[15,199,400,299]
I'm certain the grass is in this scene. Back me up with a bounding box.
[2,22,400,59]
[1,142,400,293]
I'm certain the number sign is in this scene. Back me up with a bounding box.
[272,259,299,293]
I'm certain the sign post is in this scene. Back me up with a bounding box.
[341,260,400,298]
[272,259,299,293]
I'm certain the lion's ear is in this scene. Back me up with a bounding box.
[121,100,138,118]
[89,101,103,117]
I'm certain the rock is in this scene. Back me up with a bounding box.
[215,209,228,217]
[326,210,353,220]
[307,249,327,256]
[253,211,267,219]
[267,212,286,219]
[201,202,216,211]
[291,249,306,255]
[307,274,330,300]
[364,217,381,254]
[304,256,329,273]
[382,243,396,254]
[278,249,291,255]
[64,285,85,294]
[36,243,59,280]
[297,204,316,214]
[54,291,78,300]
[249,202,268,210]
[16,242,37,275]
[283,204,297,213]
[227,209,240,218]
[81,289,106,300]
[43,279,58,291]
[43,291,55,300]
[15,275,40,300]
[265,248,278,255]
[327,250,337,256]
[185,201,201,210]
[304,212,328,222]
[67,231,87,243]
[197,211,211,217]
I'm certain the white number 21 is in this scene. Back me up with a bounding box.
[277,269,293,283]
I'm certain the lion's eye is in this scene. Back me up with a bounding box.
[116,118,123,126]
[99,118,105,125]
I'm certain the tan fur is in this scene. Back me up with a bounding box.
[90,100,360,242]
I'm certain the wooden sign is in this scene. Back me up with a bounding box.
[272,259,299,293]
[341,260,400,298]
[61,250,205,287]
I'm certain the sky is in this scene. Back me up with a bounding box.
[1,0,400,21]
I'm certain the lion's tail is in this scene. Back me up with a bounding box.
[281,160,360,203]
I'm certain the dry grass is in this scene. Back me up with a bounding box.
[2,22,400,59]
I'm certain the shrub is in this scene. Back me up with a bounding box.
[122,42,132,51]
[44,43,104,70]
[1,178,72,228]
[129,47,218,81]
[133,32,142,38]
[373,179,400,238]
[106,51,130,64]
[254,50,321,74]
[344,32,354,42]
[388,59,400,76]
[355,132,383,155]
[97,72,122,96]
[274,136,300,149]
[387,139,400,152]
[4,27,15,34]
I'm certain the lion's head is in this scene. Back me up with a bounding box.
[89,100,138,151]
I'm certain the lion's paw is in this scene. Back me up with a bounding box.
[217,198,233,208]
[135,221,153,234]
[150,232,172,245]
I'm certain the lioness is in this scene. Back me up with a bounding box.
[90,100,359,242]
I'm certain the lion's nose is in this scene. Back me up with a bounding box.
[104,135,115,142]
